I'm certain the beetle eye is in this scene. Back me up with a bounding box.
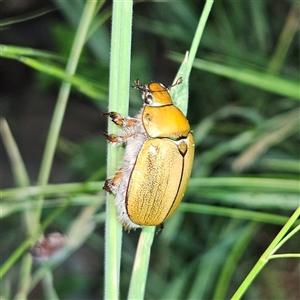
[145,94,153,104]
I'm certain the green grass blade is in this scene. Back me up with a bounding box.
[19,56,107,100]
[179,203,299,227]
[104,1,133,299]
[35,1,98,226]
[128,227,156,299]
[231,206,300,299]
[2,177,298,202]
[0,118,33,298]
[0,44,61,59]
[128,2,215,297]
[192,58,299,100]
[269,224,300,256]
[171,0,214,114]
[214,223,260,300]
[0,7,55,26]
[188,177,299,193]
[169,53,300,100]
[0,119,30,189]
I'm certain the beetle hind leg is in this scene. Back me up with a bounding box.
[103,179,114,193]
[156,223,164,235]
[103,169,124,194]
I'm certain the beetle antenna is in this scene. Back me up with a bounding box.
[133,79,145,91]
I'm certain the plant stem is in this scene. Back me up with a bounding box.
[231,206,300,299]
[128,226,155,299]
[104,1,133,299]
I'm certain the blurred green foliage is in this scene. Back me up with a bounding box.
[1,1,299,299]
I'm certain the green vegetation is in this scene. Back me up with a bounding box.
[1,1,299,299]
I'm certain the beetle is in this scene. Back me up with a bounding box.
[103,78,194,230]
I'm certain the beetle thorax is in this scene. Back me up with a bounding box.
[142,105,190,140]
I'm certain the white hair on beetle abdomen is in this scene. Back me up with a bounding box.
[114,111,148,229]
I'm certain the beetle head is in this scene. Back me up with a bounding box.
[133,78,182,107]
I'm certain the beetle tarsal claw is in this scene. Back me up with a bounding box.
[110,112,124,126]
[103,132,118,143]
[103,179,114,193]
[104,112,139,128]
[103,112,123,126]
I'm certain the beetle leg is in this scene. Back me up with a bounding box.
[103,179,114,193]
[103,169,123,194]
[156,223,164,235]
[103,132,135,144]
[103,112,139,128]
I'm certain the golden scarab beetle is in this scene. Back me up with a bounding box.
[104,78,194,230]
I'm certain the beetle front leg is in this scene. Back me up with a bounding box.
[103,112,139,128]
